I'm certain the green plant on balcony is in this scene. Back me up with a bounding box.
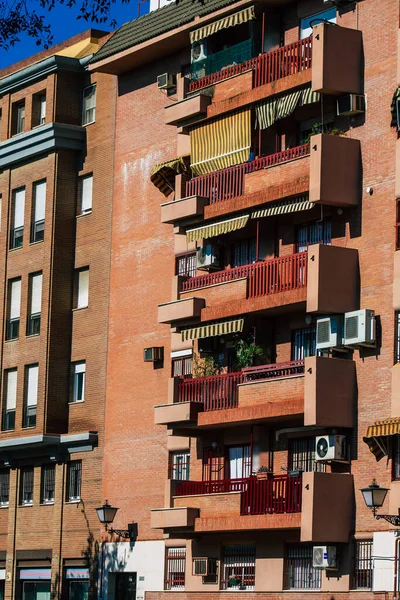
[304,122,347,144]
[192,353,222,378]
[233,336,264,370]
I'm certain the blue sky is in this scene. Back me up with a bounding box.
[0,0,148,69]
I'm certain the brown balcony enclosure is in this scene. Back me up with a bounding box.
[164,93,211,126]
[151,506,199,529]
[158,297,205,324]
[161,195,209,224]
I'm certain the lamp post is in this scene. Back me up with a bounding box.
[360,479,400,525]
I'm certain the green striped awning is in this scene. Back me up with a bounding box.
[255,86,321,130]
[186,214,249,242]
[182,318,244,341]
[190,6,256,43]
[150,157,190,197]
[363,418,400,461]
[251,197,314,219]
[190,109,251,176]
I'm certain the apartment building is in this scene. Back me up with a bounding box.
[88,0,400,597]
[0,30,116,600]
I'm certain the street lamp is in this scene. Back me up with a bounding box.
[96,500,137,541]
[360,479,400,525]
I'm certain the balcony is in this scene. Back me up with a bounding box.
[158,297,205,324]
[164,93,211,127]
[161,195,209,224]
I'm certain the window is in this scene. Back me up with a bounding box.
[0,469,10,506]
[228,445,251,479]
[232,238,256,267]
[165,547,186,590]
[171,355,192,378]
[221,546,255,590]
[10,187,25,249]
[22,582,50,600]
[27,273,42,335]
[76,269,89,309]
[40,95,46,125]
[176,253,196,279]
[395,311,400,364]
[12,100,25,135]
[82,85,96,125]
[23,364,38,428]
[31,181,46,243]
[284,545,321,589]
[300,7,336,39]
[40,464,55,504]
[80,175,93,214]
[66,461,82,501]
[289,438,325,473]
[397,200,400,250]
[393,436,400,480]
[169,452,190,481]
[202,446,225,482]
[71,362,85,402]
[352,540,372,589]
[2,369,17,431]
[296,219,331,252]
[32,93,46,127]
[6,278,21,340]
[68,579,88,600]
[20,466,34,505]
[291,327,316,361]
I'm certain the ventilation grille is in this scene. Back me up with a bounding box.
[345,315,359,340]
[317,320,330,344]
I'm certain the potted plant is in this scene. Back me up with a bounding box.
[255,466,272,480]
[233,335,264,370]
[192,353,221,378]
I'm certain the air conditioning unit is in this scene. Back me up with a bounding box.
[313,546,338,570]
[196,244,220,271]
[315,435,346,462]
[343,309,375,346]
[144,347,164,362]
[157,73,176,90]
[192,557,217,576]
[337,94,366,116]
[316,316,343,351]
[191,40,208,63]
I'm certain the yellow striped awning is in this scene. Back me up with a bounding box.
[190,6,256,43]
[363,418,400,461]
[186,214,249,243]
[255,85,321,130]
[190,109,251,176]
[150,157,190,197]
[251,197,314,219]
[182,318,244,342]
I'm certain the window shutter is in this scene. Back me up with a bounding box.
[13,189,25,229]
[81,176,93,212]
[6,370,17,410]
[30,273,42,315]
[77,270,89,308]
[26,365,38,407]
[74,363,86,374]
[34,182,46,222]
[10,279,21,319]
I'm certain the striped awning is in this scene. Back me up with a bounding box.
[255,85,321,130]
[363,418,400,461]
[182,318,244,341]
[190,6,256,43]
[186,214,249,242]
[251,197,314,219]
[190,109,251,176]
[150,157,190,197]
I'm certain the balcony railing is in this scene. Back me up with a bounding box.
[181,252,308,297]
[185,144,310,203]
[188,36,312,92]
[178,371,245,411]
[175,474,302,515]
[177,358,306,409]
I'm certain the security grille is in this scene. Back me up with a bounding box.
[352,540,372,589]
[289,438,325,473]
[20,467,34,505]
[0,469,10,505]
[165,547,186,590]
[284,545,322,590]
[221,545,255,590]
[41,464,55,504]
[395,311,400,364]
[168,452,190,481]
[176,253,196,278]
[66,461,82,501]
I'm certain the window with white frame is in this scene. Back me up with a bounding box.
[13,101,25,135]
[7,277,21,340]
[82,85,96,125]
[40,95,46,125]
[76,269,89,309]
[2,369,17,431]
[11,187,25,249]
[71,362,85,403]
[27,272,42,336]
[284,545,321,590]
[66,461,82,501]
[221,545,255,590]
[165,547,186,590]
[80,174,93,214]
[40,464,55,504]
[169,451,190,481]
[24,364,38,428]
[20,466,34,505]
[0,469,10,506]
[31,181,46,243]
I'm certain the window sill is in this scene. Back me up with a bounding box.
[22,426,36,430]
[29,240,44,246]
[82,121,95,127]
[40,501,54,506]
[5,338,18,343]
[26,333,40,338]
[69,400,84,405]
[0,505,9,509]
[66,499,81,504]
[77,210,92,219]
[19,503,33,508]
[72,306,88,312]
[9,246,22,252]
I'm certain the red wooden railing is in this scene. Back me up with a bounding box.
[175,475,302,515]
[243,360,305,382]
[240,475,302,515]
[185,144,310,203]
[181,252,308,296]
[177,371,245,411]
[188,36,312,92]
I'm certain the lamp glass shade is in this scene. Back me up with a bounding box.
[96,502,119,525]
[360,482,389,509]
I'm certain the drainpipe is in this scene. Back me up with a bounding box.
[394,536,400,600]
